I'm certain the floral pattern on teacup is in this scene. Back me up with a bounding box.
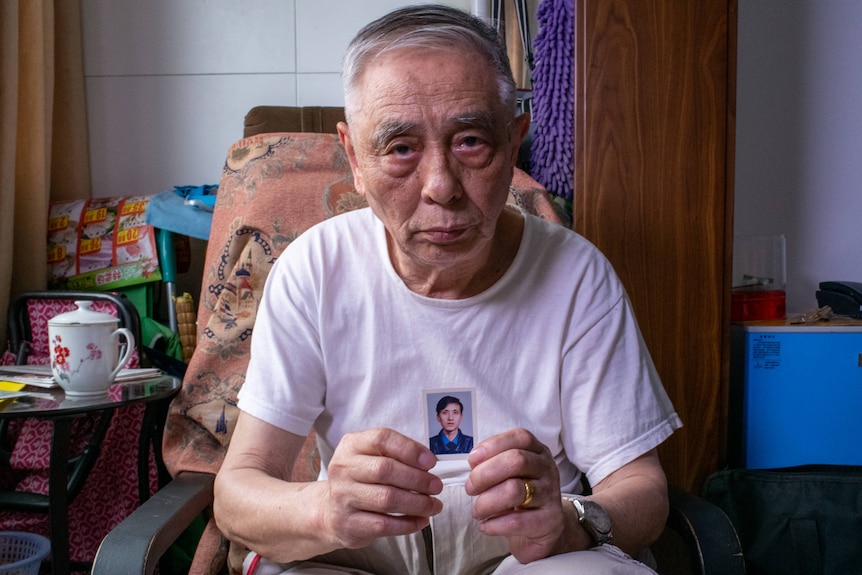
[51,334,104,384]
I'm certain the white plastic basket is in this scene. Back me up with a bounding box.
[0,532,50,575]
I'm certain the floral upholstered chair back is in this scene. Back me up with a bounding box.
[162,132,563,574]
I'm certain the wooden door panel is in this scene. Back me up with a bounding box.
[574,0,736,491]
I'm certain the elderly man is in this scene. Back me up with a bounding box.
[214,5,681,574]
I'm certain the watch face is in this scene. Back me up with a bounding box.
[583,501,612,535]
[567,497,613,545]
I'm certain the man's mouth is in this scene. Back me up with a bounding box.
[422,226,468,243]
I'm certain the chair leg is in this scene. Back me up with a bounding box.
[48,418,73,575]
[138,398,172,503]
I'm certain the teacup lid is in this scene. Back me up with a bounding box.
[48,300,119,326]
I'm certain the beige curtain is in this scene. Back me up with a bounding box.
[0,0,91,345]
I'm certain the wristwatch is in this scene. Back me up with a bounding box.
[563,497,613,546]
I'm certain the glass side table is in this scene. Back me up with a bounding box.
[0,375,181,575]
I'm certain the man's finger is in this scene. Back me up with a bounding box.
[348,427,438,470]
[467,428,544,467]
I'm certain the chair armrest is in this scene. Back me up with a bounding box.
[92,471,215,575]
[666,486,745,575]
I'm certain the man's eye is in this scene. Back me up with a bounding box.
[454,135,494,166]
[455,134,493,153]
[391,144,413,156]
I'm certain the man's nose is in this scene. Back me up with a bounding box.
[420,150,462,205]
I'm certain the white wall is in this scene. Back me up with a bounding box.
[734,0,862,312]
[82,0,470,199]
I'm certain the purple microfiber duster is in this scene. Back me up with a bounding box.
[530,0,574,200]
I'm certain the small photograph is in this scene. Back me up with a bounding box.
[424,388,476,459]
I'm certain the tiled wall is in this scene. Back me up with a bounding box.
[81,1,862,313]
[82,0,469,198]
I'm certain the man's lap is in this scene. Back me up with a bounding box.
[243,485,656,575]
[492,546,656,574]
[250,546,655,575]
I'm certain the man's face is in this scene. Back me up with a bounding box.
[339,47,528,280]
[437,403,463,433]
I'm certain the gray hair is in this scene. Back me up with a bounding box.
[341,4,517,123]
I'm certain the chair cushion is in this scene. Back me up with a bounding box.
[163,133,360,478]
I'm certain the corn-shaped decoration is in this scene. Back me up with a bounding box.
[174,292,197,362]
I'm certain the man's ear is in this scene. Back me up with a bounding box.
[337,121,364,194]
[510,112,532,163]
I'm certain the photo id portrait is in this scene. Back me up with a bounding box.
[424,388,476,460]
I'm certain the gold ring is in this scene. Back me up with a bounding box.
[521,479,535,507]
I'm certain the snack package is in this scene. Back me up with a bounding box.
[48,196,162,290]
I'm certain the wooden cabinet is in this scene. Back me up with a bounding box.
[573,0,737,492]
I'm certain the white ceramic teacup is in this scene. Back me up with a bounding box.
[48,300,135,398]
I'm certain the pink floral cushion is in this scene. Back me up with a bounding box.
[162,132,562,574]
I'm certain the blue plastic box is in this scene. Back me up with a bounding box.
[730,323,862,468]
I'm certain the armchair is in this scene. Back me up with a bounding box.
[93,118,743,575]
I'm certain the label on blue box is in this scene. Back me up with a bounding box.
[735,326,862,468]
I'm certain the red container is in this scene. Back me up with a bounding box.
[731,289,786,322]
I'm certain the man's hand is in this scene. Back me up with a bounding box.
[215,418,443,563]
[323,428,444,549]
[465,428,566,563]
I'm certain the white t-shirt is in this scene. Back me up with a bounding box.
[239,207,681,490]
